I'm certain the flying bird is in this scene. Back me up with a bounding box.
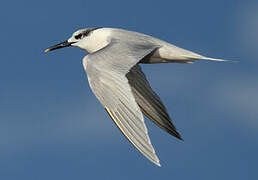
[45,27,229,166]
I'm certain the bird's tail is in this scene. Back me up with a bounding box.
[182,55,237,63]
[200,56,236,62]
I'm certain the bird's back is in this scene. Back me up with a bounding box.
[106,28,204,63]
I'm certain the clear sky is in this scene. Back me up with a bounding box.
[0,0,257,179]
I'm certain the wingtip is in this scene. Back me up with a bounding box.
[156,162,162,167]
[172,130,184,141]
[178,136,184,141]
[152,158,161,167]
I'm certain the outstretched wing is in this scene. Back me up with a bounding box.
[127,65,182,140]
[83,40,161,166]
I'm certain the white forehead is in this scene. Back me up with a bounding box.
[72,28,87,36]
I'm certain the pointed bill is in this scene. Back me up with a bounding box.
[44,40,74,53]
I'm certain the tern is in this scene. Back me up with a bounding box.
[45,27,230,166]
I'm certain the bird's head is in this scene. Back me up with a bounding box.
[44,27,106,53]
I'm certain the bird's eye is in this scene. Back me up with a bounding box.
[75,34,82,40]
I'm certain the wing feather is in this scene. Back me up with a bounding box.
[127,65,183,140]
[83,40,161,166]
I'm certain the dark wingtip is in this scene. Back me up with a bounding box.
[177,135,184,141]
[174,131,184,141]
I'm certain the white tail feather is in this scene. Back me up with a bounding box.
[201,56,234,62]
[181,55,236,63]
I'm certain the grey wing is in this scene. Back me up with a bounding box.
[127,65,183,140]
[83,40,161,166]
[87,39,159,74]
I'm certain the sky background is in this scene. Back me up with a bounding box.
[0,0,258,179]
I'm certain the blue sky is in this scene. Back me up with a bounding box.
[0,0,258,179]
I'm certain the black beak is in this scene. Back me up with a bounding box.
[44,40,74,53]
